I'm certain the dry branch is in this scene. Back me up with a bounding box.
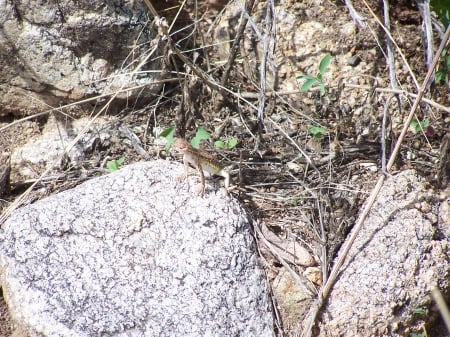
[221,0,256,87]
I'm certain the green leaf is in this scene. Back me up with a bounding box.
[300,78,319,92]
[159,126,177,150]
[117,157,125,166]
[412,307,428,315]
[319,83,326,95]
[319,53,332,75]
[191,126,211,148]
[445,55,450,67]
[298,74,318,81]
[215,138,238,150]
[159,126,176,138]
[288,197,300,206]
[106,161,117,171]
[106,157,125,172]
[410,119,419,133]
[410,118,430,133]
[214,140,226,149]
[226,138,238,149]
[436,70,444,84]
[308,125,326,140]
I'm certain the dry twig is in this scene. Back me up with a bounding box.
[344,0,366,28]
[255,0,276,132]
[417,0,435,75]
[220,0,256,87]
[431,286,450,333]
[362,0,419,89]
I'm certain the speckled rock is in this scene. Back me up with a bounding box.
[318,170,450,336]
[0,0,161,116]
[0,160,275,337]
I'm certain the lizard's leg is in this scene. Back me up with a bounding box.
[196,162,206,196]
[220,170,230,190]
[177,157,190,182]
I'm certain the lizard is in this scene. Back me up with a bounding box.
[171,138,230,196]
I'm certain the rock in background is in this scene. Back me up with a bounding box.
[318,170,450,336]
[0,0,161,117]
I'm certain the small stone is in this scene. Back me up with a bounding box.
[303,267,323,285]
[347,55,361,67]
[340,22,357,36]
[272,268,313,334]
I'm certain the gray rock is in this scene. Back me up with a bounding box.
[0,160,274,337]
[318,170,450,336]
[11,115,114,179]
[0,1,160,116]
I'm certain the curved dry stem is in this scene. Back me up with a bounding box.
[0,78,181,134]
[343,83,450,114]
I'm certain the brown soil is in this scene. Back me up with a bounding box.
[0,290,12,337]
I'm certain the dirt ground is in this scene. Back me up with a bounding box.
[0,0,449,336]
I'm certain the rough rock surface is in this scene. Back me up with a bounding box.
[11,115,115,180]
[0,160,274,337]
[0,1,160,116]
[318,170,450,336]
[212,0,376,113]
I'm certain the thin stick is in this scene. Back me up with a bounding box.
[0,78,181,133]
[387,26,450,169]
[417,0,435,72]
[220,0,256,87]
[431,286,450,332]
[344,0,366,28]
[362,0,419,89]
[381,94,395,173]
[255,222,315,298]
[343,84,450,113]
[267,116,321,177]
[238,85,450,114]
[383,0,398,89]
[256,0,273,131]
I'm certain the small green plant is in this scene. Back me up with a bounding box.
[288,196,300,206]
[410,333,426,337]
[160,125,237,151]
[190,126,211,148]
[435,47,450,86]
[214,138,238,150]
[410,118,430,134]
[297,53,332,95]
[308,125,327,140]
[106,157,125,172]
[431,0,450,86]
[159,126,176,150]
[411,307,428,315]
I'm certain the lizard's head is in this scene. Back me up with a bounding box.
[172,138,189,152]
